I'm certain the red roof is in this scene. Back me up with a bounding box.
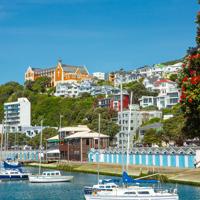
[154,79,173,84]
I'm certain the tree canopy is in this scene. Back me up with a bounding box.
[177,5,200,139]
[123,81,158,104]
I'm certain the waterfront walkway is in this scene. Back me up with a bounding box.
[27,161,200,185]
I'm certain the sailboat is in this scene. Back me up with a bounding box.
[0,122,29,181]
[29,120,73,183]
[84,89,179,199]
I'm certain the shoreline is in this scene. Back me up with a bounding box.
[26,161,200,187]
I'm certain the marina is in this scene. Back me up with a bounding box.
[0,169,199,200]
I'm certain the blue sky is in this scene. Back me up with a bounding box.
[0,0,198,84]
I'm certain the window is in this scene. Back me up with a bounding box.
[95,139,98,145]
[86,139,89,145]
[138,191,149,194]
[124,192,136,194]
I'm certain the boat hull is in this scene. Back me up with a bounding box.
[29,175,73,183]
[84,194,179,200]
[0,174,29,181]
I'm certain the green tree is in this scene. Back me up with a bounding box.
[143,129,161,146]
[84,107,119,139]
[123,81,158,103]
[28,128,58,148]
[162,114,185,145]
[142,117,161,126]
[169,74,178,82]
[32,76,51,93]
[177,4,200,138]
[24,80,34,91]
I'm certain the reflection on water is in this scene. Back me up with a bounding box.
[0,168,200,200]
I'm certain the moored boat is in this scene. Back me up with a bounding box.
[3,159,22,169]
[29,170,73,183]
[0,169,29,181]
[84,184,178,200]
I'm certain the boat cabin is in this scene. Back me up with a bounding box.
[42,171,61,176]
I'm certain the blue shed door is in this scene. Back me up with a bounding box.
[162,154,168,167]
[20,153,23,160]
[104,154,107,163]
[113,154,117,163]
[170,155,176,167]
[135,154,139,165]
[124,154,127,165]
[142,154,146,165]
[179,154,185,168]
[130,154,133,165]
[155,154,160,166]
[109,154,112,163]
[36,152,39,161]
[148,154,153,166]
[118,153,122,164]
[188,155,194,168]
[31,152,35,160]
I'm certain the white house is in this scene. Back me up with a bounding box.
[163,62,182,74]
[140,79,180,109]
[4,98,31,133]
[93,72,105,80]
[54,82,80,97]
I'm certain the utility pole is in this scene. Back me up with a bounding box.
[59,114,63,161]
[97,113,101,184]
[126,92,133,172]
[39,120,43,176]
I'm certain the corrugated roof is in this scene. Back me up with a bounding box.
[59,125,90,132]
[47,135,59,141]
[140,123,163,131]
[65,131,109,139]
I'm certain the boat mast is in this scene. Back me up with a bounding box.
[120,81,124,173]
[126,92,133,172]
[39,120,43,175]
[97,113,101,184]
[0,120,4,162]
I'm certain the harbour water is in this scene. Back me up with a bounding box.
[0,168,200,200]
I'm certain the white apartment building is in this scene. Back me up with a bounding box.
[116,105,163,147]
[4,98,31,133]
[116,104,142,148]
[93,72,105,80]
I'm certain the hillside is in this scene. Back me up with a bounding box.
[0,81,119,138]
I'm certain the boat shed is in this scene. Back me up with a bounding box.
[60,131,109,162]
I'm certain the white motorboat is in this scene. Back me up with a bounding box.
[29,170,73,183]
[29,121,74,183]
[84,183,178,200]
[0,169,29,181]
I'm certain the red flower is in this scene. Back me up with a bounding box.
[191,76,199,85]
[182,77,188,82]
[189,70,196,76]
[182,63,186,68]
[180,93,186,99]
[188,98,193,103]
[182,86,186,91]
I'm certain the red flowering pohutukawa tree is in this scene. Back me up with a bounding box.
[178,2,200,138]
